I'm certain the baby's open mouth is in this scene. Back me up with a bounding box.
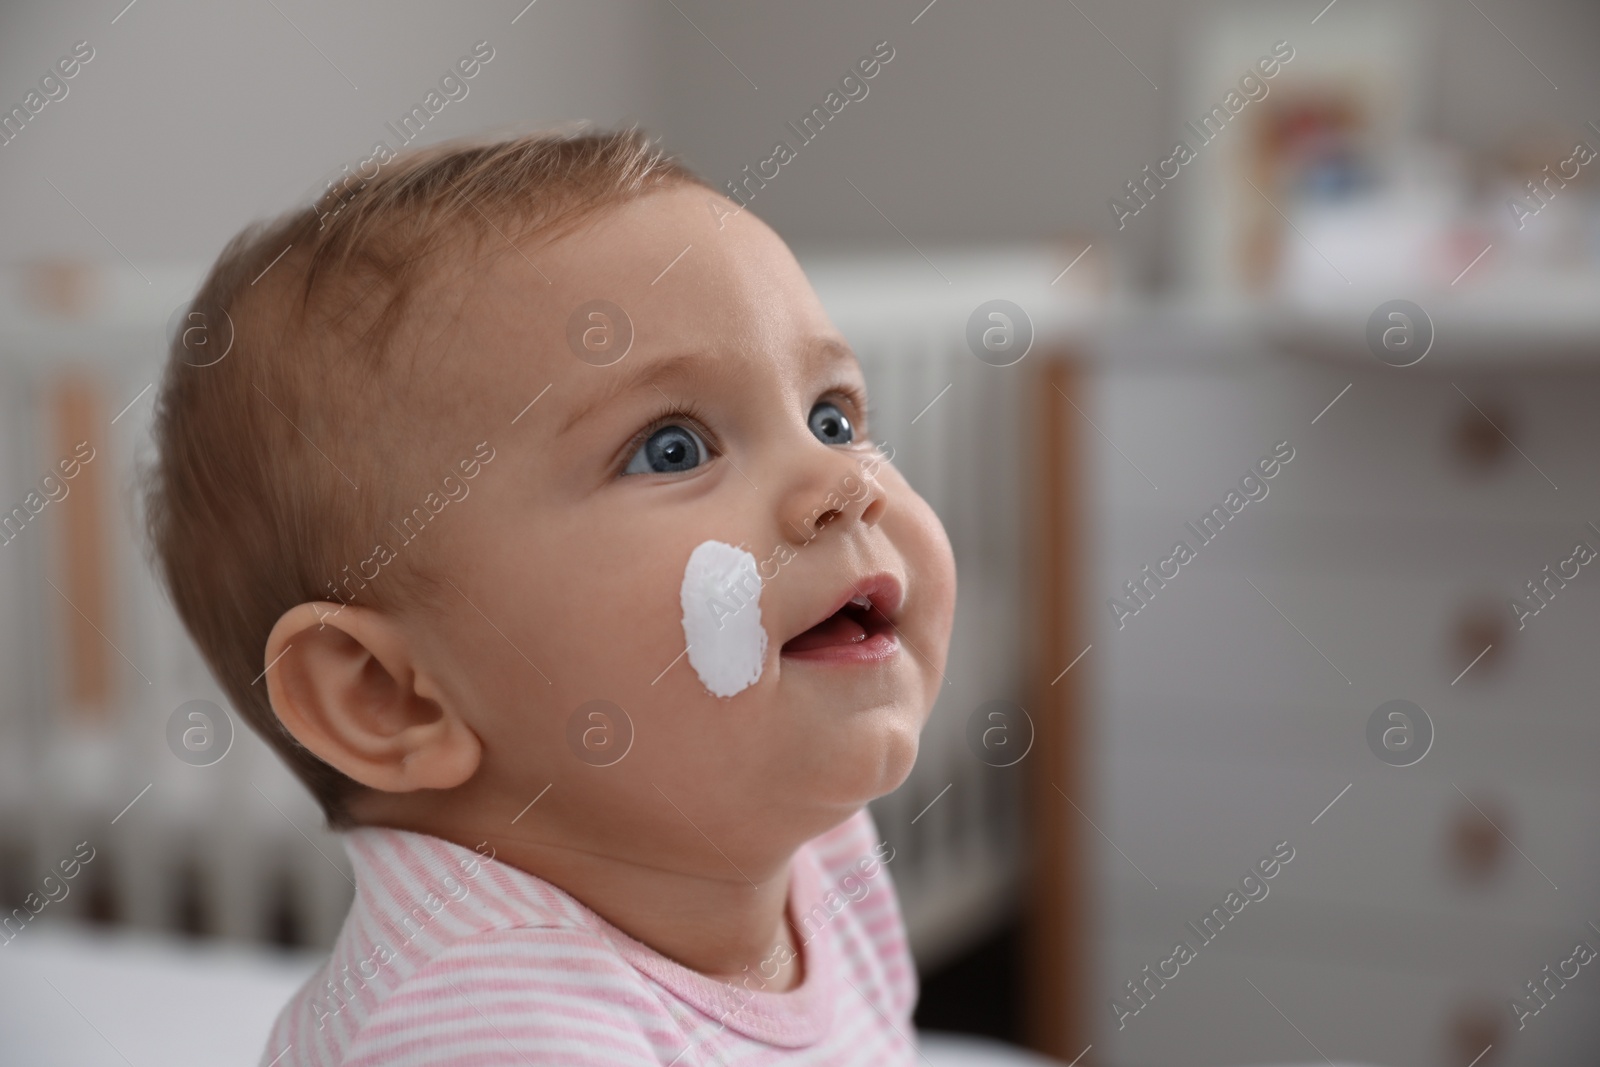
[782,595,892,653]
[780,574,902,659]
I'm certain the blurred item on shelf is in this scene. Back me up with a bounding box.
[21,258,103,319]
[1178,2,1425,299]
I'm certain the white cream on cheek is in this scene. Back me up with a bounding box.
[680,540,768,698]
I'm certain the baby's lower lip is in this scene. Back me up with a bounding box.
[780,631,899,664]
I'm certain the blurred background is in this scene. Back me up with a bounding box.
[2,0,1599,1064]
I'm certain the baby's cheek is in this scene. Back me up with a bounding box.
[896,488,958,658]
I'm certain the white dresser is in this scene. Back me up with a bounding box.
[1085,305,1600,1067]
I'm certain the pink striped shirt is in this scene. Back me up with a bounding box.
[259,807,919,1065]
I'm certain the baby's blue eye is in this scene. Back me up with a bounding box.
[809,401,853,445]
[623,423,709,475]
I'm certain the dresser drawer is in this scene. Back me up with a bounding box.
[1092,743,1598,935]
[1091,359,1600,527]
[1093,926,1599,1067]
[1091,522,1600,756]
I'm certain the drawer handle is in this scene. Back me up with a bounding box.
[1451,399,1515,471]
[1451,602,1507,682]
[1447,791,1509,883]
[1448,999,1502,1066]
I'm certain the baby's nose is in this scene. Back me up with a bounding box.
[777,445,887,546]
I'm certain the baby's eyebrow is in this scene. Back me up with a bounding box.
[554,338,856,436]
[555,351,725,436]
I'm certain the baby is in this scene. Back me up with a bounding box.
[143,127,957,1065]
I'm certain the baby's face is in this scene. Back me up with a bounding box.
[411,184,956,858]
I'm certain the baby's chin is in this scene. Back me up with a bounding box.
[768,692,926,806]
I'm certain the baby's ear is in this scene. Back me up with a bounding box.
[262,602,482,793]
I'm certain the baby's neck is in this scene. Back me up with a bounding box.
[352,794,807,989]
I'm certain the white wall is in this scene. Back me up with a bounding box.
[0,0,666,263]
[3,0,1598,286]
